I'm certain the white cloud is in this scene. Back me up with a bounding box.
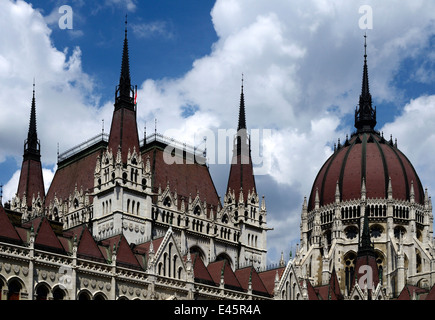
[132,0,435,262]
[131,21,173,39]
[104,0,137,12]
[3,171,20,203]
[0,0,110,200]
[381,95,435,194]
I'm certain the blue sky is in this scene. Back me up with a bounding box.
[2,0,435,264]
[45,0,218,108]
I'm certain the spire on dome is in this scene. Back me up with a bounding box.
[355,34,377,133]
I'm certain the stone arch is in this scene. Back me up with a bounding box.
[77,290,92,300]
[93,292,107,300]
[215,252,233,269]
[343,251,357,294]
[189,245,206,262]
[35,282,51,300]
[52,285,68,300]
[374,249,386,285]
[7,277,26,300]
[0,275,6,300]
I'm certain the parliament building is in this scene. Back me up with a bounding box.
[1,24,435,300]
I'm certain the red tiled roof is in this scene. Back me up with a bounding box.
[16,158,45,208]
[32,217,66,253]
[354,254,379,291]
[207,260,243,291]
[134,237,164,260]
[100,234,142,269]
[0,206,22,243]
[107,106,140,164]
[303,270,343,300]
[398,285,429,300]
[305,278,319,300]
[184,253,215,285]
[15,227,29,243]
[69,225,106,262]
[235,267,270,296]
[143,147,221,210]
[308,133,425,211]
[227,153,257,204]
[45,147,103,206]
[258,267,285,296]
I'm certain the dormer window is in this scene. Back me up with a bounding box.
[221,214,229,224]
[163,196,171,207]
[194,205,201,216]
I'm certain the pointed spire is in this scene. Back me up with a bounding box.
[16,82,45,210]
[238,74,247,131]
[315,187,320,209]
[410,180,415,203]
[388,176,393,199]
[335,180,340,203]
[226,77,257,204]
[108,18,140,164]
[355,33,377,133]
[25,79,40,159]
[117,14,132,102]
[361,177,366,200]
[279,251,285,267]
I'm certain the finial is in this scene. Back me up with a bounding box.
[241,73,244,90]
[102,119,104,134]
[33,77,35,95]
[364,33,367,60]
[125,14,128,35]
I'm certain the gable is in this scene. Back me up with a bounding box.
[235,267,270,296]
[207,260,243,291]
[258,267,285,296]
[187,253,215,285]
[101,235,142,269]
[152,229,187,279]
[0,206,22,244]
[143,147,221,210]
[34,218,66,254]
[71,226,106,263]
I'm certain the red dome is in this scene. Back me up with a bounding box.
[308,132,425,211]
